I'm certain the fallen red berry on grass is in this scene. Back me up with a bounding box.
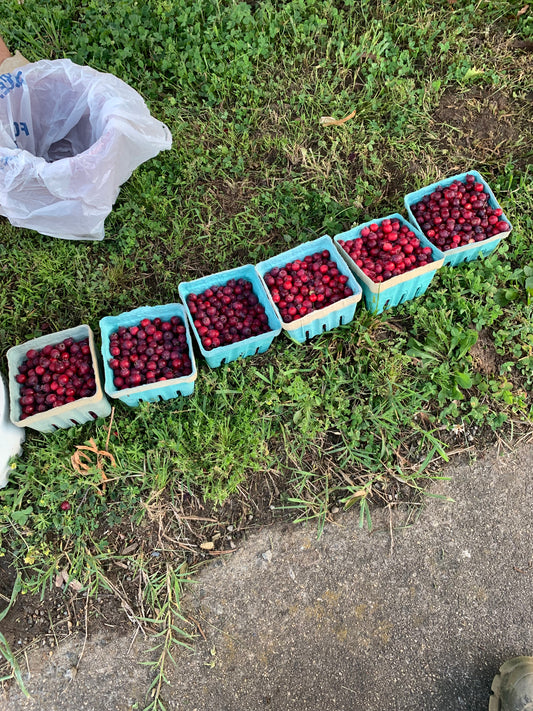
[60,501,71,511]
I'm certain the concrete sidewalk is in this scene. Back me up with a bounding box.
[2,441,532,711]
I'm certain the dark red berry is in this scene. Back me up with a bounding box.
[108,315,192,391]
[15,336,96,418]
[186,280,271,349]
[411,175,509,251]
[263,251,353,323]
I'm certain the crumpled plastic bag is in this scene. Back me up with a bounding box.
[0,59,172,240]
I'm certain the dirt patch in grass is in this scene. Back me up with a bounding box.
[205,179,254,220]
[0,557,128,654]
[470,328,503,377]
[430,87,530,169]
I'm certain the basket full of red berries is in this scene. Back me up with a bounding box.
[99,304,197,406]
[334,214,444,314]
[178,265,282,368]
[256,235,362,342]
[404,170,512,266]
[7,325,111,432]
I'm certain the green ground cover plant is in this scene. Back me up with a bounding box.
[1,0,532,708]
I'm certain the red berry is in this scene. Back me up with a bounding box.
[16,336,95,416]
[187,280,271,349]
[411,176,506,251]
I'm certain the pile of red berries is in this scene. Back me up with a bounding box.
[411,174,509,252]
[108,316,192,390]
[337,220,434,284]
[186,278,271,350]
[262,250,354,323]
[15,337,96,420]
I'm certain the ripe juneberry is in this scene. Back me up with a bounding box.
[338,219,435,284]
[263,250,354,323]
[16,336,96,420]
[108,316,192,390]
[411,175,510,251]
[186,278,271,350]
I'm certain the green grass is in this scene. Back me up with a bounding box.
[1,0,532,708]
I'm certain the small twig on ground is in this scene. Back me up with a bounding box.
[445,446,476,457]
[104,406,115,451]
[171,513,218,523]
[127,626,140,656]
[513,559,533,574]
[22,649,30,685]
[187,615,207,642]
[47,612,59,649]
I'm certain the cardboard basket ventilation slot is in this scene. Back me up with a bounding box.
[99,303,197,407]
[334,214,444,314]
[404,170,512,267]
[7,325,111,432]
[256,235,362,342]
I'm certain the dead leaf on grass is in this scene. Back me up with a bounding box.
[71,438,116,494]
[200,541,215,550]
[55,569,83,592]
[517,4,529,16]
[319,109,356,127]
[348,489,368,499]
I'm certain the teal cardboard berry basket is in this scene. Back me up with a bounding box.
[334,214,444,315]
[404,170,513,267]
[7,325,111,432]
[178,264,282,368]
[255,235,362,343]
[99,303,197,406]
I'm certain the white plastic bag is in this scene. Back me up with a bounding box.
[0,59,172,240]
[0,374,24,489]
